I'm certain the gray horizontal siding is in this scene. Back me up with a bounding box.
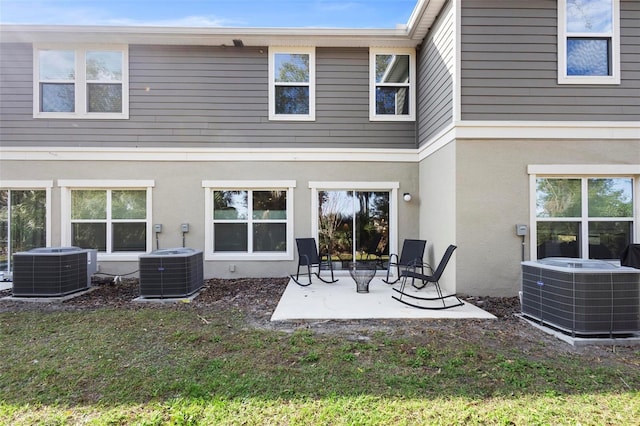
[0,44,415,149]
[461,0,640,122]
[417,0,454,146]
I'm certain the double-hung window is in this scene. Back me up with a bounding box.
[534,176,634,260]
[369,48,416,121]
[268,47,315,121]
[60,180,153,259]
[558,0,620,84]
[203,181,295,260]
[34,45,129,118]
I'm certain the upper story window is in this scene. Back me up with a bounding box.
[268,47,315,121]
[369,48,416,121]
[558,0,620,84]
[34,45,129,119]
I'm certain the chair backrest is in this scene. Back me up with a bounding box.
[431,245,457,281]
[398,239,426,266]
[296,238,320,265]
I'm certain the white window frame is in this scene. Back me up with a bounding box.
[308,181,399,258]
[528,165,638,261]
[34,44,129,119]
[268,46,316,121]
[369,48,416,121]
[558,0,620,85]
[59,180,154,261]
[202,180,296,261]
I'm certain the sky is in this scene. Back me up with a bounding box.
[0,0,417,28]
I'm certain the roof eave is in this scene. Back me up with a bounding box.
[0,0,445,48]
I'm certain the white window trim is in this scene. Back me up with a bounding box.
[0,180,53,248]
[527,167,638,260]
[202,180,296,261]
[308,181,399,256]
[268,46,316,121]
[33,44,130,119]
[59,180,154,261]
[369,47,416,121]
[557,0,620,85]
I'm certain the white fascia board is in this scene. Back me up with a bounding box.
[0,24,418,48]
[454,121,640,140]
[0,147,419,163]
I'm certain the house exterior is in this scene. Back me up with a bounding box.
[1,0,638,297]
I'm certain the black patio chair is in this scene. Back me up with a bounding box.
[382,239,426,284]
[363,233,385,269]
[392,244,464,310]
[290,238,339,286]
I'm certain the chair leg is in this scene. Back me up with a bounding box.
[290,264,312,286]
[391,281,464,310]
[382,255,399,284]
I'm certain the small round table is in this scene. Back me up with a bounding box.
[349,262,377,293]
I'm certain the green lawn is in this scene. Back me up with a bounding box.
[1,306,638,425]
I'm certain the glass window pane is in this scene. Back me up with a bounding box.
[275,86,309,115]
[0,191,7,271]
[274,53,309,83]
[214,223,248,252]
[567,38,610,76]
[41,83,75,112]
[87,84,122,113]
[10,190,46,253]
[39,50,75,80]
[72,190,106,220]
[375,54,409,83]
[536,222,581,258]
[566,0,612,33]
[536,178,581,218]
[113,222,146,252]
[375,87,409,115]
[72,223,106,251]
[253,223,286,252]
[355,192,389,259]
[253,191,287,220]
[588,221,632,260]
[86,51,122,81]
[214,191,248,220]
[588,178,633,217]
[318,190,354,260]
[112,190,146,220]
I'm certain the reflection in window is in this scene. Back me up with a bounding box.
[270,48,314,119]
[536,177,633,260]
[559,0,618,83]
[71,189,147,252]
[36,46,127,116]
[213,190,288,253]
[0,190,47,273]
[318,190,389,264]
[374,54,410,116]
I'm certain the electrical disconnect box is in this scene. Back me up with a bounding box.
[181,223,190,233]
[516,224,528,236]
[154,224,163,233]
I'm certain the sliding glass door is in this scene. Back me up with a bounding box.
[317,190,389,266]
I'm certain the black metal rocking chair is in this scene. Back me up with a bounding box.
[392,244,464,310]
[290,238,339,286]
[382,239,426,284]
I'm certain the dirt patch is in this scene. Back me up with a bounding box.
[1,277,638,367]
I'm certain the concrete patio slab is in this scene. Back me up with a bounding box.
[271,277,496,321]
